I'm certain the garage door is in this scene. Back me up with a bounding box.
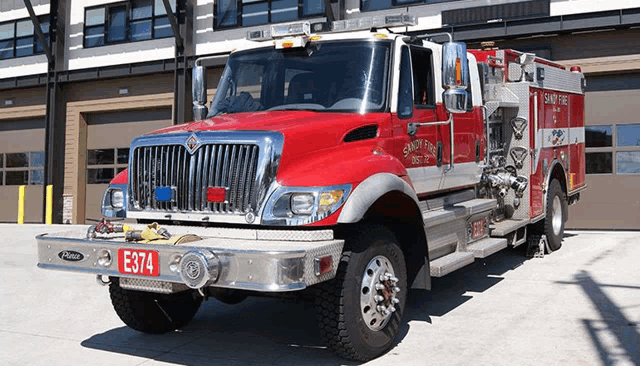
[84,108,172,223]
[566,74,640,229]
[0,117,45,223]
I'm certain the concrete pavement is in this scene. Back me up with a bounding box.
[0,224,638,365]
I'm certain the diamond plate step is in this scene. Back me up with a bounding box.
[430,251,475,277]
[490,219,529,237]
[422,199,497,228]
[467,237,508,258]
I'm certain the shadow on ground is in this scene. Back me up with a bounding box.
[81,246,531,365]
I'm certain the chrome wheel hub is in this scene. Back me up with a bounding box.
[552,196,562,236]
[360,255,400,331]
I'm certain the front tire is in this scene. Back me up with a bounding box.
[109,278,202,334]
[315,225,407,361]
[535,179,567,251]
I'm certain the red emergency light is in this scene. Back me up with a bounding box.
[206,187,227,203]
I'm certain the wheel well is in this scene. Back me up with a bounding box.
[550,163,567,194]
[360,191,429,290]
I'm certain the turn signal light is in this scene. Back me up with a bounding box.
[206,187,227,203]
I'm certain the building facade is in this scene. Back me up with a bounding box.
[1,0,639,228]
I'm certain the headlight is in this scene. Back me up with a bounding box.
[263,185,351,225]
[110,189,124,208]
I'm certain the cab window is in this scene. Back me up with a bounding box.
[409,46,435,108]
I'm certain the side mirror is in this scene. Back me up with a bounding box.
[442,42,469,114]
[192,65,208,121]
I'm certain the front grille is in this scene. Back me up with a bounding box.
[130,144,259,214]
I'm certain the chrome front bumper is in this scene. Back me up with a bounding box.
[37,226,343,292]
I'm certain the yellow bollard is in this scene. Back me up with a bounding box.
[17,185,25,225]
[46,185,53,225]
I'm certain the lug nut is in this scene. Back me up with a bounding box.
[390,276,399,283]
[374,295,384,303]
[382,309,390,316]
[393,286,401,293]
[377,305,386,312]
[375,283,385,290]
[389,306,396,312]
[392,297,400,304]
[380,274,390,281]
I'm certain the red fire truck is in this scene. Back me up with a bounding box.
[37,14,585,361]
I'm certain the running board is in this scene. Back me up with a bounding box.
[467,237,508,258]
[430,252,475,277]
[490,219,529,237]
[422,199,497,228]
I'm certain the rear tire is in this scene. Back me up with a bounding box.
[109,278,202,334]
[534,179,566,252]
[315,225,407,361]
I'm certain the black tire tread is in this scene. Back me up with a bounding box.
[109,279,202,334]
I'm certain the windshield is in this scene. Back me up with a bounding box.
[207,40,391,117]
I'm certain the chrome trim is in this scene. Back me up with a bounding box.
[36,227,343,293]
[127,131,283,224]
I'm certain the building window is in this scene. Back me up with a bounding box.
[83,0,175,48]
[0,16,49,60]
[87,148,128,184]
[585,123,640,175]
[215,0,325,29]
[361,0,422,12]
[0,151,45,185]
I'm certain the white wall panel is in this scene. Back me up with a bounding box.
[550,0,639,16]
[0,1,49,20]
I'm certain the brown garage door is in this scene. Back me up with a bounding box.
[566,76,640,229]
[84,108,172,223]
[0,118,45,223]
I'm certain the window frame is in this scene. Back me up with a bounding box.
[86,148,129,184]
[0,16,50,61]
[584,123,640,175]
[214,0,326,30]
[0,151,45,186]
[83,0,175,49]
[360,0,424,13]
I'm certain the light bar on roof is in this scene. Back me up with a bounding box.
[332,13,417,32]
[247,21,311,41]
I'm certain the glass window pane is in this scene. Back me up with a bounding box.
[86,8,106,26]
[84,26,104,47]
[16,20,34,37]
[30,169,44,185]
[6,153,28,168]
[0,23,14,40]
[117,148,129,164]
[131,19,152,41]
[397,47,413,117]
[271,0,298,23]
[108,6,127,43]
[35,35,49,53]
[155,0,175,16]
[87,149,115,165]
[0,39,14,60]
[153,16,173,38]
[30,151,45,167]
[39,19,50,34]
[586,152,612,174]
[361,0,392,11]
[242,3,269,26]
[410,47,434,106]
[616,151,640,174]
[15,37,34,57]
[87,168,115,184]
[302,0,324,16]
[216,0,237,27]
[132,0,153,19]
[585,125,612,147]
[6,171,28,185]
[616,124,640,147]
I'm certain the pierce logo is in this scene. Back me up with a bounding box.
[58,250,85,262]
[185,134,201,154]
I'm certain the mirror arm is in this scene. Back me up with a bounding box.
[407,113,452,135]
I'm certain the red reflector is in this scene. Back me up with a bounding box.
[206,187,227,202]
[314,256,332,276]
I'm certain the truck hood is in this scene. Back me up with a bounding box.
[148,111,391,180]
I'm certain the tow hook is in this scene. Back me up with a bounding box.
[96,275,111,286]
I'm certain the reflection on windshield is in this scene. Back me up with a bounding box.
[207,41,390,117]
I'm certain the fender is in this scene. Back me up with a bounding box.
[534,159,568,223]
[337,173,419,223]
